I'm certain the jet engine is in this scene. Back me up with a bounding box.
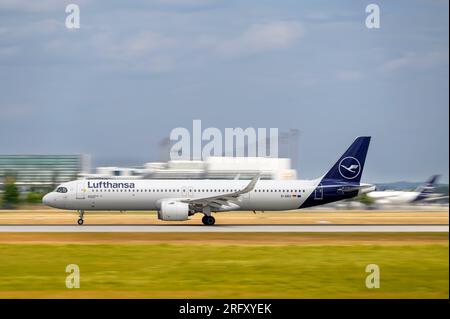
[158,200,189,221]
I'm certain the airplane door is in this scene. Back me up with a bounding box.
[76,181,86,199]
[315,183,323,200]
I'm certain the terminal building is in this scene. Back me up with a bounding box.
[0,155,90,191]
[0,154,296,193]
[80,157,297,181]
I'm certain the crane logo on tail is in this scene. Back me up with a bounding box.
[339,156,361,179]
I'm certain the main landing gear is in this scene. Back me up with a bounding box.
[201,206,215,226]
[77,210,84,225]
[202,215,215,226]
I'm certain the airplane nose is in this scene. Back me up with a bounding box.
[42,193,52,206]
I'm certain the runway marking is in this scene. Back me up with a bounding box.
[0,225,447,233]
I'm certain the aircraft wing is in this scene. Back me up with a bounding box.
[422,195,449,202]
[180,174,260,209]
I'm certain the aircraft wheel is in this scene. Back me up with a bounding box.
[202,215,215,226]
[77,218,84,225]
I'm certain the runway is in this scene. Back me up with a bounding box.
[0,224,447,232]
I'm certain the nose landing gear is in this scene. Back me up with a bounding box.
[77,210,84,225]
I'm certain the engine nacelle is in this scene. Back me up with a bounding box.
[158,200,189,221]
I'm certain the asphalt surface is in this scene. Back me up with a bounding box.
[0,225,447,232]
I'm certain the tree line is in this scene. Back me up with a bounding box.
[1,177,48,208]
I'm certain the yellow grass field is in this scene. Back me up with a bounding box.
[0,232,447,298]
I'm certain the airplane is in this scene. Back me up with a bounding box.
[367,174,447,205]
[43,136,374,225]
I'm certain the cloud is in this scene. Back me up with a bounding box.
[0,46,18,58]
[0,18,79,65]
[381,51,449,72]
[89,31,177,73]
[203,21,304,58]
[146,0,220,6]
[305,12,330,21]
[145,56,175,73]
[92,31,176,60]
[336,70,363,81]
[0,18,63,43]
[0,104,35,119]
[0,0,90,12]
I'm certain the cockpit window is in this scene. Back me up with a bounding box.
[56,187,68,193]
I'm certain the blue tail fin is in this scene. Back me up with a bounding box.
[424,174,440,187]
[415,174,440,193]
[322,136,371,183]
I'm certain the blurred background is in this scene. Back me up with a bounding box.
[0,1,448,300]
[0,0,448,208]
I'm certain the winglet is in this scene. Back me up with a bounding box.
[238,173,261,194]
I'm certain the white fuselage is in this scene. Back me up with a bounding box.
[44,179,324,212]
[41,136,374,225]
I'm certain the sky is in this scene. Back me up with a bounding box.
[0,0,448,182]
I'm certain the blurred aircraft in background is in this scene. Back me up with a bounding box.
[368,175,448,205]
